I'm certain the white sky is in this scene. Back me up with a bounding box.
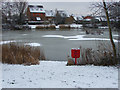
[28,2,93,16]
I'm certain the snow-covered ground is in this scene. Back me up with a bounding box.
[2,61,118,88]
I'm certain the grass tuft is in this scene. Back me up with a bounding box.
[2,43,46,65]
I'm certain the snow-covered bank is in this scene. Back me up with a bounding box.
[29,24,82,29]
[24,43,41,47]
[2,61,118,88]
[98,26,109,29]
[0,41,41,47]
[0,40,16,45]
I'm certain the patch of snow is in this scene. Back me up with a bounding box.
[45,10,55,17]
[84,19,91,21]
[28,25,37,29]
[2,61,118,88]
[24,43,41,47]
[70,24,82,28]
[68,38,118,42]
[64,35,85,39]
[55,25,59,29]
[22,34,28,36]
[98,26,109,29]
[42,35,118,42]
[0,40,16,45]
[42,35,64,38]
[29,6,45,13]
[113,35,119,37]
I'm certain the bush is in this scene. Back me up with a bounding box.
[2,43,46,65]
[48,25,56,29]
[59,25,71,29]
[67,44,118,66]
[36,26,45,29]
[36,25,56,30]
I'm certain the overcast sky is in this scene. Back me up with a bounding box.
[28,2,93,16]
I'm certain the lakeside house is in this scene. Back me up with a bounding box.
[27,4,47,24]
[26,4,108,29]
[45,10,55,24]
[82,15,100,28]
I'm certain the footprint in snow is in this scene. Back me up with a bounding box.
[8,80,16,84]
[29,80,32,82]
[22,77,24,79]
[112,83,117,85]
[73,81,76,83]
[61,81,66,83]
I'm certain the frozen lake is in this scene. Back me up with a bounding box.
[2,29,119,60]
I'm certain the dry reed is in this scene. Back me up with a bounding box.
[2,43,46,65]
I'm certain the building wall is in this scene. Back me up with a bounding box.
[27,7,46,21]
[65,16,75,24]
[30,13,46,21]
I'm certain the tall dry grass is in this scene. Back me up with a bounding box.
[67,43,119,66]
[2,43,46,65]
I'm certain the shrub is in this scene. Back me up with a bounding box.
[36,25,56,30]
[67,44,118,66]
[48,25,56,29]
[2,43,46,65]
[36,26,45,29]
[59,25,71,30]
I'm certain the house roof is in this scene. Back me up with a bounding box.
[56,10,70,17]
[72,15,83,21]
[95,16,107,21]
[84,16,93,19]
[28,5,45,13]
[45,10,55,17]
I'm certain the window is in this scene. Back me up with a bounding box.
[40,8,42,11]
[36,17,41,21]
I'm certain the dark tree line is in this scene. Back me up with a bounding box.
[54,10,67,25]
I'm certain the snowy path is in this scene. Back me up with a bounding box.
[2,61,118,88]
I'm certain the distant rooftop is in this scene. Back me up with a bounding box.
[28,3,43,6]
[45,10,55,17]
[28,4,45,13]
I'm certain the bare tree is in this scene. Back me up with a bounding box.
[2,0,28,26]
[102,0,117,63]
[54,9,67,25]
[91,1,118,63]
[108,2,120,28]
[14,0,28,24]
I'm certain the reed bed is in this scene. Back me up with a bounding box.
[2,43,46,65]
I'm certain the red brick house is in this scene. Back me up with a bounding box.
[27,4,47,24]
